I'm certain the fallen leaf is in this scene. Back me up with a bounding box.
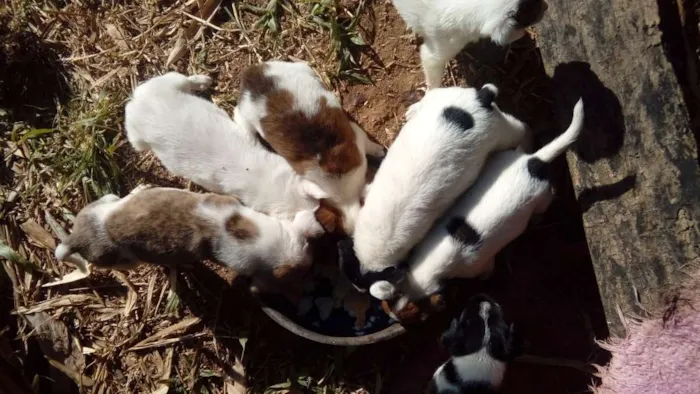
[42,266,92,287]
[17,294,95,314]
[105,23,130,50]
[25,312,91,390]
[129,317,201,350]
[47,359,94,387]
[0,241,44,274]
[20,220,56,249]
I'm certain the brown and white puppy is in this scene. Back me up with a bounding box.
[54,186,325,292]
[234,61,386,235]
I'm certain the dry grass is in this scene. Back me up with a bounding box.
[0,0,378,393]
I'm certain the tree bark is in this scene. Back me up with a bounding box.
[536,0,700,336]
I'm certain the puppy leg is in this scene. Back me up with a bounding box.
[159,72,213,93]
[352,122,385,157]
[420,37,465,90]
[128,183,154,196]
[95,193,120,204]
[185,75,213,92]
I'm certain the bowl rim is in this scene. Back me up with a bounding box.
[258,300,407,346]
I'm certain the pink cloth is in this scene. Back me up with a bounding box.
[593,295,700,394]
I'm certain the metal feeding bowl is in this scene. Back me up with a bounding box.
[258,299,406,346]
[254,237,406,346]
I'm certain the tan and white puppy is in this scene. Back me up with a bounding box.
[234,61,386,234]
[54,186,325,292]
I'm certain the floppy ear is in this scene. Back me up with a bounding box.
[458,308,470,324]
[440,317,460,348]
[292,209,325,237]
[505,323,525,360]
[301,179,330,200]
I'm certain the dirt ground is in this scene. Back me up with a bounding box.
[1,0,611,393]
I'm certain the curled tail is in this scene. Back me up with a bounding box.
[534,99,584,163]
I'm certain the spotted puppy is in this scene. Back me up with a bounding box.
[392,0,548,89]
[125,72,329,221]
[54,186,325,291]
[371,100,585,314]
[339,84,528,292]
[235,61,386,234]
[429,294,522,394]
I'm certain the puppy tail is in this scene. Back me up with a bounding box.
[533,99,584,163]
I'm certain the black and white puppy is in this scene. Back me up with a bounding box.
[392,0,549,89]
[429,294,522,394]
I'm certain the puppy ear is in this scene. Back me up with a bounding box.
[458,308,470,324]
[301,180,330,200]
[370,280,397,300]
[292,210,325,237]
[505,323,525,360]
[440,317,460,348]
[313,199,343,234]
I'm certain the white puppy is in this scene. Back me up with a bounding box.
[371,100,584,313]
[124,72,328,221]
[339,84,528,291]
[54,186,325,292]
[392,0,549,89]
[234,61,386,234]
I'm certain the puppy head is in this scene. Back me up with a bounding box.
[251,255,313,303]
[441,294,522,361]
[313,199,360,236]
[486,0,548,46]
[337,238,404,292]
[372,274,446,325]
[379,291,447,325]
[292,208,326,239]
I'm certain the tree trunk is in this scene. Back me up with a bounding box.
[536,0,700,336]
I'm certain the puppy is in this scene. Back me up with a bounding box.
[125,72,328,221]
[54,186,325,292]
[235,61,386,234]
[392,0,549,89]
[339,84,528,291]
[428,294,522,393]
[371,100,585,313]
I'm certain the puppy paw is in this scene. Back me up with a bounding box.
[187,75,213,91]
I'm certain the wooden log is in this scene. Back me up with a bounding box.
[536,0,700,336]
